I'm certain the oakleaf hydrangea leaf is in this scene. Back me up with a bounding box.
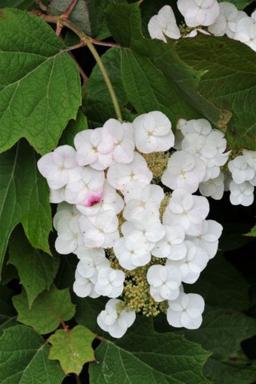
[0,142,52,272]
[49,325,96,375]
[9,228,60,308]
[0,8,81,154]
[90,318,210,384]
[182,307,256,358]
[175,35,256,149]
[0,325,64,384]
[13,286,75,334]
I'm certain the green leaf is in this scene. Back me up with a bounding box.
[106,3,231,129]
[49,325,95,375]
[106,2,143,46]
[0,286,16,335]
[205,358,256,384]
[75,297,107,334]
[0,0,34,8]
[227,0,254,9]
[0,325,64,384]
[0,142,51,272]
[175,35,256,149]
[13,286,75,334]
[9,228,59,307]
[183,308,256,359]
[246,225,256,237]
[60,109,88,146]
[188,254,249,311]
[0,8,81,154]
[121,47,199,124]
[85,48,128,123]
[90,317,210,384]
[54,254,78,289]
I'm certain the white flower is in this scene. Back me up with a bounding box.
[243,149,256,171]
[185,28,211,38]
[37,145,81,190]
[65,166,105,206]
[77,182,124,216]
[177,118,212,137]
[163,189,210,236]
[74,127,113,170]
[133,111,174,154]
[229,180,254,206]
[76,246,105,260]
[53,204,83,254]
[95,267,125,298]
[189,219,223,259]
[79,210,119,248]
[235,16,256,51]
[167,240,208,284]
[148,5,181,42]
[122,219,165,244]
[167,292,205,329]
[73,270,100,298]
[76,249,109,280]
[107,153,152,191]
[50,187,65,203]
[228,155,255,184]
[103,119,135,164]
[113,232,152,270]
[208,2,247,38]
[147,265,182,302]
[123,184,164,222]
[161,151,206,193]
[97,299,136,338]
[199,172,225,200]
[177,0,220,27]
[152,225,187,260]
[181,127,228,181]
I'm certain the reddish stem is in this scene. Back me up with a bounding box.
[60,320,70,333]
[91,39,120,48]
[62,0,79,20]
[56,0,78,36]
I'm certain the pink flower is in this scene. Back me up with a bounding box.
[84,192,103,207]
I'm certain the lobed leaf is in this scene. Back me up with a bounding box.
[0,142,52,272]
[0,8,81,154]
[9,228,60,307]
[13,286,75,334]
[49,325,96,375]
[0,325,64,384]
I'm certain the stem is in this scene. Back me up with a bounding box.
[63,0,78,19]
[91,39,120,48]
[76,375,82,384]
[56,0,78,36]
[87,41,122,121]
[36,13,123,120]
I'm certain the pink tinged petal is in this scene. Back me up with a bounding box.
[84,192,103,207]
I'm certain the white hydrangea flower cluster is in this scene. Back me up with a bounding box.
[226,150,256,206]
[148,2,256,53]
[38,110,254,338]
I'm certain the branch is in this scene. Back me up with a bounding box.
[36,13,123,121]
[56,0,78,36]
